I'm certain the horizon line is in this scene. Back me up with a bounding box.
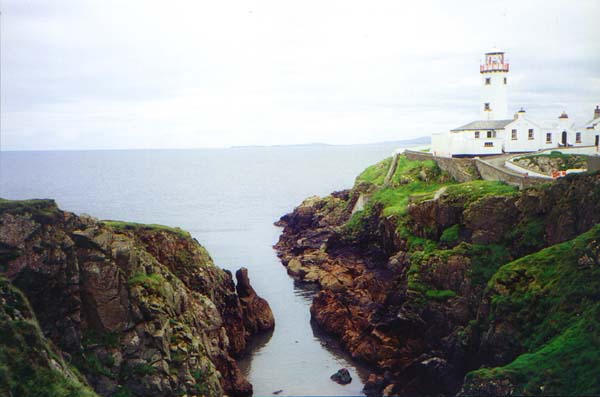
[0,137,432,153]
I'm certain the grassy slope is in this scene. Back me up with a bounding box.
[466,225,600,395]
[347,156,518,295]
[0,277,98,397]
[350,156,600,394]
[101,220,191,239]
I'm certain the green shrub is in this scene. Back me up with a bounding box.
[128,272,164,290]
[425,289,457,301]
[440,224,460,245]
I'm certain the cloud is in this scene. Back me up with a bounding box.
[1,0,599,150]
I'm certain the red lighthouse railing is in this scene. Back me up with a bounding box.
[480,63,509,73]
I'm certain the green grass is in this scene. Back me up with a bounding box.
[355,157,393,186]
[467,310,600,395]
[82,353,114,379]
[82,329,120,349]
[102,220,191,238]
[0,198,60,224]
[464,244,512,287]
[425,289,457,301]
[128,272,165,292]
[355,155,447,189]
[465,224,600,395]
[509,217,545,254]
[405,242,511,305]
[440,224,460,245]
[443,180,518,203]
[389,157,442,186]
[372,183,446,217]
[191,368,211,395]
[0,277,98,397]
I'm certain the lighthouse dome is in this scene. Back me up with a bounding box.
[486,47,504,54]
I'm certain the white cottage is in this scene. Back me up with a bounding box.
[581,106,600,147]
[431,49,600,157]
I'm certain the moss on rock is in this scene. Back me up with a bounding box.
[0,277,99,397]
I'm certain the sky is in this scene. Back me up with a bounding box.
[1,0,599,150]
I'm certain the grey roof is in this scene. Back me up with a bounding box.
[451,119,514,131]
[584,117,600,129]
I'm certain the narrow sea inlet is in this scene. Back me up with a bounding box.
[0,143,405,395]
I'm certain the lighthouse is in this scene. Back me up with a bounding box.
[480,48,509,120]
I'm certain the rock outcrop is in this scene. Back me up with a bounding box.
[0,199,274,397]
[0,276,99,397]
[276,155,600,396]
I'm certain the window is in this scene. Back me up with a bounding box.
[546,133,552,143]
[484,103,490,111]
[484,142,494,147]
[511,129,517,140]
[528,129,534,140]
[474,131,480,139]
[486,130,496,138]
[504,77,507,84]
[576,132,581,143]
[485,78,491,85]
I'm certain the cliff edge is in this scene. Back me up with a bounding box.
[276,155,600,396]
[0,198,274,397]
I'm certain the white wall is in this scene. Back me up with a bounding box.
[431,132,452,157]
[503,116,546,153]
[480,71,508,120]
[449,130,503,156]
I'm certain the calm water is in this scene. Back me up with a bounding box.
[0,144,404,396]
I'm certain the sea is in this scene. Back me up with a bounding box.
[0,141,425,396]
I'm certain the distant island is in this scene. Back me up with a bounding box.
[229,136,431,150]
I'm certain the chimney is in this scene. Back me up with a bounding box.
[595,105,600,119]
[514,108,526,119]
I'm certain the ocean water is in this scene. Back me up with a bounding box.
[0,144,406,396]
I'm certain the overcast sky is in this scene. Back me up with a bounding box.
[1,0,599,150]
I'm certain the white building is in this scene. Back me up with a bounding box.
[581,106,600,146]
[432,49,600,157]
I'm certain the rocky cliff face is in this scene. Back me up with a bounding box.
[0,276,99,397]
[0,199,274,397]
[276,156,600,396]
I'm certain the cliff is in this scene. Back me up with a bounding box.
[276,155,600,396]
[0,276,99,397]
[0,199,274,397]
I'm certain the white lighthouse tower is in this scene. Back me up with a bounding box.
[480,48,509,120]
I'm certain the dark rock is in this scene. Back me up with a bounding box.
[275,164,600,396]
[330,368,352,385]
[0,199,275,397]
[236,267,275,335]
[362,373,385,396]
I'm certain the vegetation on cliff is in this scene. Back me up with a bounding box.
[513,151,587,174]
[463,224,600,395]
[0,199,274,397]
[0,277,98,397]
[276,154,600,396]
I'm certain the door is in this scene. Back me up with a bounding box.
[562,131,567,146]
[596,135,599,147]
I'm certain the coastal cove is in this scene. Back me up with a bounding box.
[0,143,412,395]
